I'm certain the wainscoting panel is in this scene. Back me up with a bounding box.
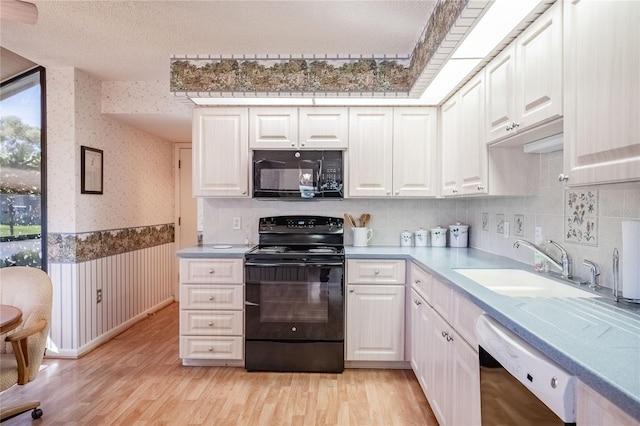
[48,243,176,357]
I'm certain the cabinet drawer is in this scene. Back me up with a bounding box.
[180,310,243,335]
[347,259,406,284]
[180,336,243,360]
[453,291,483,349]
[410,262,432,303]
[431,277,452,322]
[180,259,243,284]
[180,285,244,310]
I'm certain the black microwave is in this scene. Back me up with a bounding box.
[252,150,343,199]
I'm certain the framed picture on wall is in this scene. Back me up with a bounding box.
[81,146,103,194]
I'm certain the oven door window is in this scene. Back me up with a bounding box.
[245,263,344,341]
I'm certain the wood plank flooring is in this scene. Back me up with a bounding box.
[1,302,438,425]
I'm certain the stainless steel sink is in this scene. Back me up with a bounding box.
[453,268,598,298]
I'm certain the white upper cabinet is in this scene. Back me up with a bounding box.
[442,73,487,196]
[393,108,438,197]
[486,1,563,144]
[347,107,394,197]
[249,107,298,149]
[298,107,348,149]
[563,0,640,186]
[192,108,249,197]
[249,107,348,149]
[348,107,438,198]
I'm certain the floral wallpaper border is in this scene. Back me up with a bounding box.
[170,0,468,94]
[48,223,174,263]
[565,190,598,246]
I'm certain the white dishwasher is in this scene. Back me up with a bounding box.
[476,314,577,425]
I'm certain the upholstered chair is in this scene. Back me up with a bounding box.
[0,266,53,421]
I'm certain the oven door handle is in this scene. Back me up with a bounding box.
[244,261,344,267]
[244,301,260,307]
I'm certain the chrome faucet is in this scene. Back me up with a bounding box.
[513,239,573,279]
[582,259,600,289]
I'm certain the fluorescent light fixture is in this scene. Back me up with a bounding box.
[312,98,427,106]
[191,97,314,106]
[523,133,563,154]
[419,58,481,104]
[453,0,542,59]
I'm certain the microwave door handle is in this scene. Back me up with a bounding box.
[255,159,286,165]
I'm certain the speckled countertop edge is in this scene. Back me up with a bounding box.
[177,244,640,419]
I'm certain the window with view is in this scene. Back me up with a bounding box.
[0,67,46,270]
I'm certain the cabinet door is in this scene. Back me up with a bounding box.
[410,289,432,398]
[451,337,481,426]
[298,107,348,149]
[346,284,405,361]
[515,1,562,131]
[249,107,298,149]
[458,74,488,195]
[485,47,516,143]
[428,309,451,426]
[440,96,460,196]
[577,381,640,426]
[347,107,393,197]
[564,0,640,185]
[192,108,249,197]
[347,259,406,285]
[393,107,438,197]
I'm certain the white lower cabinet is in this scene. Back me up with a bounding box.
[179,258,244,365]
[410,265,482,426]
[577,381,640,426]
[346,259,406,361]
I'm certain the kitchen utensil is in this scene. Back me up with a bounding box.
[430,226,447,247]
[362,213,370,228]
[344,213,356,228]
[353,228,373,247]
[400,230,413,247]
[414,228,429,247]
[449,222,469,247]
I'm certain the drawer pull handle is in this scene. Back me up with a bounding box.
[446,335,454,342]
[208,269,215,274]
[208,347,214,352]
[414,299,421,306]
[441,331,448,338]
[415,279,421,284]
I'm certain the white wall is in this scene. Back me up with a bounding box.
[201,151,639,290]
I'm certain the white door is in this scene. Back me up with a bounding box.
[175,143,198,300]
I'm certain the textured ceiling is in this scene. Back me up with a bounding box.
[0,0,440,141]
[1,1,436,82]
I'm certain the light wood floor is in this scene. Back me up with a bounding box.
[1,302,438,425]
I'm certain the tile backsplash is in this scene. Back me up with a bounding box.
[201,151,639,291]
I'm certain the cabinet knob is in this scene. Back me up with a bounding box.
[208,322,214,327]
[414,299,422,306]
[241,190,247,195]
[387,191,391,195]
[374,269,380,275]
[558,173,569,182]
[446,335,454,342]
[477,185,485,191]
[415,279,421,284]
[452,189,458,194]
[300,142,305,147]
[395,191,399,195]
[208,347,214,352]
[208,269,215,274]
[441,331,448,338]
[349,288,354,293]
[513,122,520,129]
[208,296,215,301]
[291,142,295,147]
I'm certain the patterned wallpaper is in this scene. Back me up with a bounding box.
[48,224,174,263]
[170,0,468,94]
[46,68,175,234]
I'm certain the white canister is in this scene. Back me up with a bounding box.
[449,222,469,248]
[414,228,429,247]
[430,226,447,247]
[400,230,413,247]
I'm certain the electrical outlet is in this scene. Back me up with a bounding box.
[535,226,543,243]
[96,289,102,304]
[233,217,241,230]
[504,222,510,238]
